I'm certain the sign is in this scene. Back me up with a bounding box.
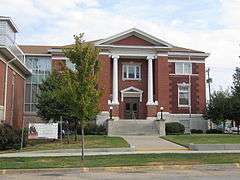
[28,123,58,139]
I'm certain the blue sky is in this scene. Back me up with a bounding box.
[0,0,239,96]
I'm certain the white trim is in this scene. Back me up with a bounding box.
[25,53,52,57]
[95,28,173,48]
[157,53,168,57]
[168,52,209,57]
[120,86,143,102]
[178,83,191,107]
[168,59,205,63]
[169,73,198,76]
[99,52,110,55]
[52,57,69,60]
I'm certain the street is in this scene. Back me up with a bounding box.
[1,167,240,180]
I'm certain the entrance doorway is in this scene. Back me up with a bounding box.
[124,97,139,119]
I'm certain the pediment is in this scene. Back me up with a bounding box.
[121,86,143,93]
[95,28,173,48]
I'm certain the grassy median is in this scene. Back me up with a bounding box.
[0,153,240,169]
[162,134,240,146]
[0,135,129,153]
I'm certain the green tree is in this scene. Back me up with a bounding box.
[229,67,240,134]
[204,90,230,131]
[59,33,100,160]
[37,71,69,121]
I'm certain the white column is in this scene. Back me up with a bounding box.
[146,55,154,105]
[112,55,119,105]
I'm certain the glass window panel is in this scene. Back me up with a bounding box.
[184,63,192,74]
[25,104,31,112]
[123,65,127,78]
[133,103,137,111]
[175,62,184,74]
[128,66,135,78]
[179,86,189,106]
[126,103,130,110]
[32,84,38,103]
[25,84,31,103]
[136,66,140,78]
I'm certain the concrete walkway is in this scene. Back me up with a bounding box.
[121,136,187,151]
[1,149,240,158]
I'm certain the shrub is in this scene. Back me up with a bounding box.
[0,124,28,150]
[206,129,223,134]
[191,129,203,134]
[166,122,185,135]
[78,123,107,135]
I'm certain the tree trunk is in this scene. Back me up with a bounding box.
[238,123,240,135]
[81,125,84,160]
[74,119,78,141]
[223,121,226,133]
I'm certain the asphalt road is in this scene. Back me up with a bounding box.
[1,167,240,180]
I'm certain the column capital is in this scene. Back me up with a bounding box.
[111,54,119,60]
[146,55,156,60]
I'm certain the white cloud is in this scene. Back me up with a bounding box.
[0,0,239,92]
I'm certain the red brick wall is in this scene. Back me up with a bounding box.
[2,65,25,129]
[112,35,154,46]
[5,67,14,126]
[169,62,205,114]
[118,59,148,119]
[52,59,66,72]
[0,60,5,106]
[156,56,170,112]
[98,55,112,111]
[12,74,24,128]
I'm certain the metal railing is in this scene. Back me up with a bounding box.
[0,34,25,63]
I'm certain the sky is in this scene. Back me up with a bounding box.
[0,0,239,95]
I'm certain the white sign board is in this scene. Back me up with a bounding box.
[28,123,58,139]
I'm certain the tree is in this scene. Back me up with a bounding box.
[229,67,240,134]
[59,33,100,160]
[204,90,230,131]
[37,71,69,121]
[37,71,77,142]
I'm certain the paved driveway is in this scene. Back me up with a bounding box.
[121,136,187,151]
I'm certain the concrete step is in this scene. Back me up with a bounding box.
[108,119,159,136]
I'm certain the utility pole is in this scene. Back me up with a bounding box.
[206,68,212,102]
[206,67,213,129]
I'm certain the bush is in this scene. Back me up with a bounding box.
[77,123,107,135]
[0,124,28,150]
[166,122,185,135]
[191,129,203,134]
[206,129,223,134]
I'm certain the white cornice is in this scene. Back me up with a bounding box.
[168,59,205,63]
[168,52,210,57]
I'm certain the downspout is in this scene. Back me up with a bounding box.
[3,57,17,121]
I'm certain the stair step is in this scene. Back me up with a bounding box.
[108,119,159,136]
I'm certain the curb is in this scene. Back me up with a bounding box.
[0,163,240,175]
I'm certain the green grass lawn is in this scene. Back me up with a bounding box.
[0,135,129,153]
[0,153,240,169]
[162,134,240,146]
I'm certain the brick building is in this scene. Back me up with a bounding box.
[0,17,31,128]
[20,28,209,131]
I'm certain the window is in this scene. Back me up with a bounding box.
[178,84,190,106]
[122,64,141,80]
[25,57,51,113]
[175,62,192,75]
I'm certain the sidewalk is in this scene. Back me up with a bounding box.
[1,148,240,158]
[121,136,187,151]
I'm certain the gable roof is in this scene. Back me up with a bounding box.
[19,45,61,55]
[95,28,174,48]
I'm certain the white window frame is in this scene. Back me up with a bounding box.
[175,62,192,75]
[178,83,190,107]
[122,64,141,80]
